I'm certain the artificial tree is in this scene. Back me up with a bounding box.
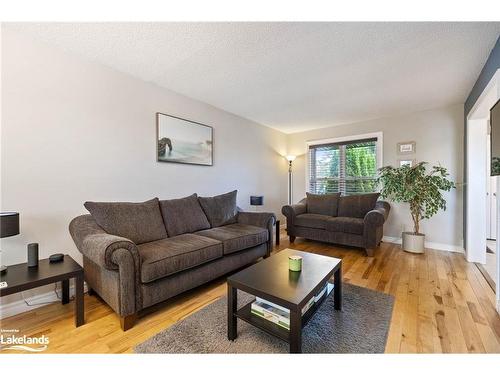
[377,162,455,251]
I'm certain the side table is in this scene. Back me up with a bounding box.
[275,219,280,246]
[0,255,85,327]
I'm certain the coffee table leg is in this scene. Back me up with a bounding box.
[334,266,342,311]
[227,284,237,340]
[75,273,85,327]
[62,279,70,305]
[289,309,302,353]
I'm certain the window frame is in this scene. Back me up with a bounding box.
[305,132,384,195]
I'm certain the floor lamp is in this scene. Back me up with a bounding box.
[286,155,296,205]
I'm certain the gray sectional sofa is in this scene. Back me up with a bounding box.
[282,192,390,256]
[69,190,275,330]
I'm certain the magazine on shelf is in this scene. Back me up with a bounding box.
[314,283,333,303]
[250,300,290,330]
[251,282,334,329]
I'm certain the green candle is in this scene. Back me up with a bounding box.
[289,255,302,272]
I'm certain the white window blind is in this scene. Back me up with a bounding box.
[308,137,378,196]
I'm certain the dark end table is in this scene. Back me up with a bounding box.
[227,249,342,353]
[275,219,280,246]
[0,255,85,327]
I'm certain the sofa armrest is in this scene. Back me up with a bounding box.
[69,214,140,271]
[364,201,390,227]
[363,201,390,250]
[237,211,275,228]
[281,199,307,228]
[237,211,276,256]
[364,210,384,227]
[82,233,139,270]
[69,214,142,313]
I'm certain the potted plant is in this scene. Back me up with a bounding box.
[377,162,455,253]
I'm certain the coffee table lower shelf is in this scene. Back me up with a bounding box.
[234,282,333,344]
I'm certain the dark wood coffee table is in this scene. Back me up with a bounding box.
[227,248,342,353]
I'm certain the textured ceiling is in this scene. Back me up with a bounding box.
[4,22,500,133]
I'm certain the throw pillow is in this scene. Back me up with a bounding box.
[338,193,380,219]
[160,194,211,236]
[84,198,167,244]
[306,192,341,216]
[198,190,238,227]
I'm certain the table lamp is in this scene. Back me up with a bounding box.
[1,212,20,274]
[250,196,264,211]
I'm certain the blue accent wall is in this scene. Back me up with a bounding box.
[463,36,500,247]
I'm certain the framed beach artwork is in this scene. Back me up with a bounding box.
[156,113,213,166]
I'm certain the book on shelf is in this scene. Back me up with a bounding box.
[251,282,334,329]
[250,300,290,330]
[314,283,334,303]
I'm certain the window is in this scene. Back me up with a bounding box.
[308,134,381,196]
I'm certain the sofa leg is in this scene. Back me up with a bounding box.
[120,313,137,331]
[289,236,296,243]
[365,248,375,257]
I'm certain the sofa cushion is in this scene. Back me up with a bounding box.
[326,217,365,235]
[84,198,167,245]
[306,192,341,216]
[198,190,238,227]
[294,213,331,230]
[160,194,210,236]
[337,193,380,219]
[196,223,268,255]
[137,234,223,283]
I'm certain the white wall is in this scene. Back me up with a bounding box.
[466,119,488,263]
[287,104,465,250]
[0,29,288,309]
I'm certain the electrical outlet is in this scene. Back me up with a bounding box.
[0,281,8,289]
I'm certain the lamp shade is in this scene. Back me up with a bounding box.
[250,196,264,206]
[286,155,296,162]
[0,212,19,238]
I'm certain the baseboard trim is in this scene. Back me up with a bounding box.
[0,282,88,319]
[382,236,465,254]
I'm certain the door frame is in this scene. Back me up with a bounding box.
[466,69,500,311]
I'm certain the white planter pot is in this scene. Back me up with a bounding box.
[401,232,425,253]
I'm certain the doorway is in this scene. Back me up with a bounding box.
[481,131,497,290]
[487,129,497,241]
[466,69,500,311]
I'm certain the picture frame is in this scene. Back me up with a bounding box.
[398,159,415,167]
[397,141,416,155]
[156,112,213,166]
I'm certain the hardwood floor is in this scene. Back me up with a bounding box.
[1,231,499,354]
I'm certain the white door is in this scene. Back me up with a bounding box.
[487,132,497,240]
[490,177,498,240]
[487,133,492,238]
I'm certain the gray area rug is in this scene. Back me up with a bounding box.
[135,283,394,353]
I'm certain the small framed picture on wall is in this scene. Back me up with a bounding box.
[399,159,415,167]
[397,141,416,155]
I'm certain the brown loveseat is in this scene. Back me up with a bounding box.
[69,191,275,330]
[282,193,390,256]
